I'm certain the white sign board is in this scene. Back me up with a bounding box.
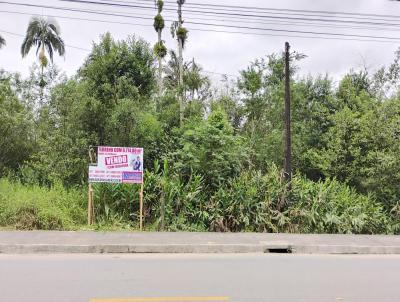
[89,146,143,184]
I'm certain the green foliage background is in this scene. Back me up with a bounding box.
[1,33,400,233]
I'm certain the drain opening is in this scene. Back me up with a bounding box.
[266,248,292,254]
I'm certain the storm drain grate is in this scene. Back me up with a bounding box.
[265,247,292,254]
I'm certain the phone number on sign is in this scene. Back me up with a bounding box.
[89,178,121,183]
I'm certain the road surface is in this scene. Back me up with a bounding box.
[0,254,399,302]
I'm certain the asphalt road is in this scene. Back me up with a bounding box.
[0,254,399,302]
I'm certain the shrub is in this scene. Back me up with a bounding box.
[92,164,395,234]
[208,167,394,234]
[288,177,391,234]
[92,182,139,227]
[143,161,207,231]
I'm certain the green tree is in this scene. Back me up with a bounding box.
[291,75,338,180]
[20,75,89,186]
[237,55,287,170]
[359,98,400,209]
[105,99,164,168]
[18,63,66,108]
[0,76,35,175]
[184,59,211,102]
[317,107,367,185]
[173,109,247,190]
[164,50,181,89]
[22,33,163,186]
[310,71,378,185]
[165,52,211,100]
[371,48,400,99]
[163,53,210,121]
[78,33,156,144]
[21,17,65,79]
[80,33,155,101]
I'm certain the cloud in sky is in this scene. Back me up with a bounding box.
[0,0,399,83]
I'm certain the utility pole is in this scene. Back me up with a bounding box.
[177,0,184,125]
[157,28,163,98]
[284,42,292,182]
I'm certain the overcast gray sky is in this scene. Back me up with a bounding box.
[1,0,400,83]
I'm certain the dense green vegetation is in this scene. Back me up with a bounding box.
[0,179,85,230]
[1,31,400,233]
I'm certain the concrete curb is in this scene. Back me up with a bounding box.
[2,243,400,254]
[1,232,399,255]
[292,245,400,255]
[0,244,266,254]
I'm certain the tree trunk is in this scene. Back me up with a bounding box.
[39,44,45,104]
[178,1,184,126]
[157,29,163,99]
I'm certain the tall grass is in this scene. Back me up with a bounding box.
[0,179,86,230]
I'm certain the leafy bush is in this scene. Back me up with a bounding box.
[128,163,394,234]
[288,177,391,234]
[209,167,286,232]
[92,182,139,228]
[0,179,86,230]
[209,167,394,234]
[142,161,208,231]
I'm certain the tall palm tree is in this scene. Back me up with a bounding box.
[177,0,186,125]
[153,0,167,97]
[171,0,188,125]
[0,34,5,49]
[21,17,65,73]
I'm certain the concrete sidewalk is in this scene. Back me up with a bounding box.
[0,231,399,254]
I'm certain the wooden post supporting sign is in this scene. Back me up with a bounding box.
[88,183,94,225]
[87,183,91,225]
[139,183,144,231]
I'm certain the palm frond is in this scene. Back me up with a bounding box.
[21,35,34,57]
[47,19,61,35]
[35,41,42,56]
[45,31,65,62]
[0,35,5,48]
[20,16,65,62]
